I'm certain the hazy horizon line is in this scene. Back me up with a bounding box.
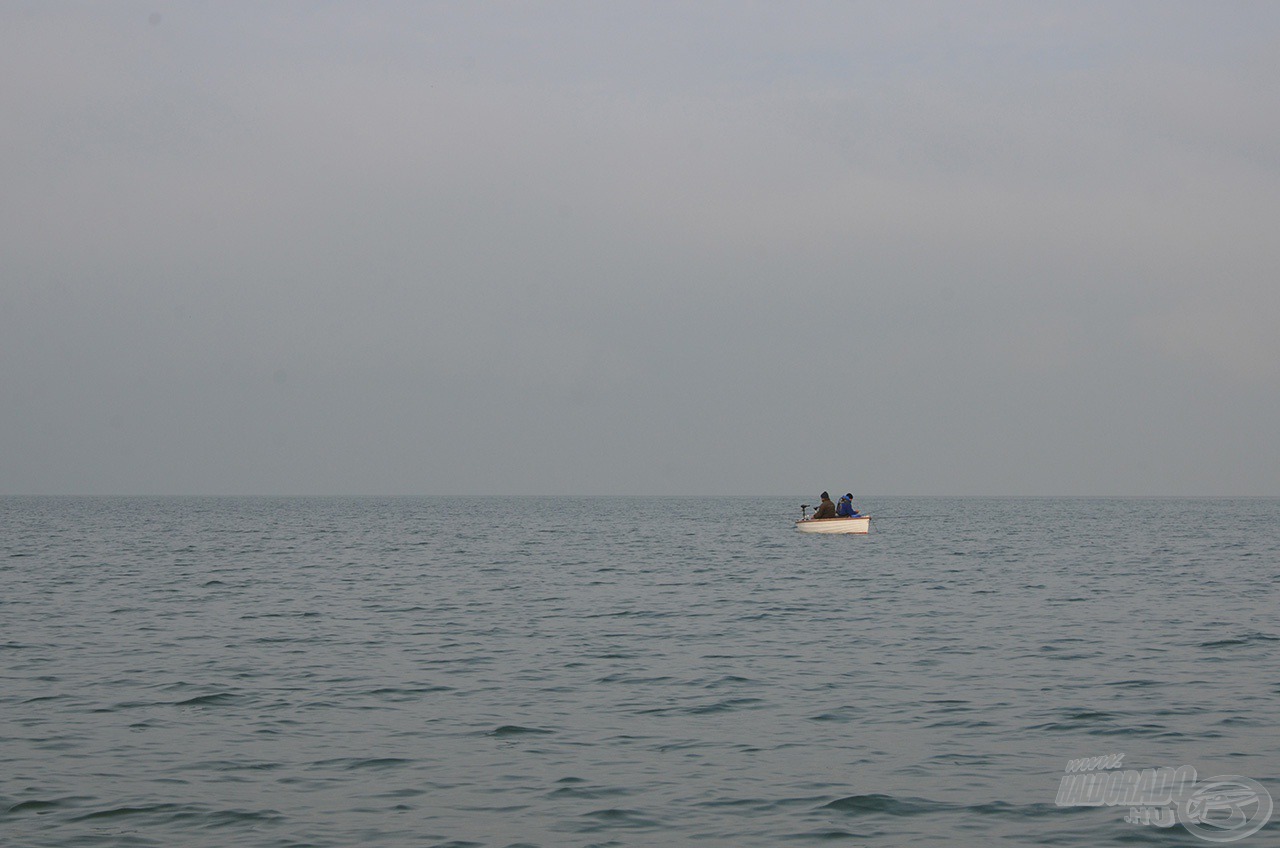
[4,493,1276,500]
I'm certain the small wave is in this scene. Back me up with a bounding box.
[924,718,998,728]
[93,700,160,712]
[689,697,766,714]
[789,828,864,840]
[548,783,632,800]
[71,803,282,826]
[367,685,454,697]
[576,807,661,830]
[639,698,766,716]
[179,759,283,772]
[582,609,674,619]
[71,802,191,821]
[697,794,827,812]
[486,725,554,737]
[968,800,1080,818]
[174,692,243,707]
[594,673,676,685]
[1089,724,1184,738]
[1026,708,1117,731]
[1104,679,1164,688]
[309,757,413,771]
[1199,632,1279,648]
[698,674,757,688]
[344,757,413,770]
[200,808,286,827]
[1200,637,1250,648]
[821,793,950,816]
[1216,715,1261,726]
[7,796,90,814]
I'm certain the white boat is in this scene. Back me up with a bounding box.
[795,516,871,534]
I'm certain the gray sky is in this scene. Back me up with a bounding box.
[3,1,1278,496]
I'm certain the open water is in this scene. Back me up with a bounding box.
[2,496,1277,847]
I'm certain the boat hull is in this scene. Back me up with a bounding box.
[795,516,870,534]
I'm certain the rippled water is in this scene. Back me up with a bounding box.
[3,496,1277,847]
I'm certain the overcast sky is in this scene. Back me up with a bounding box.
[2,2,1278,496]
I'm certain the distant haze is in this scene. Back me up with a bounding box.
[3,2,1278,496]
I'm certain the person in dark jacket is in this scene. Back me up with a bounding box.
[812,492,837,519]
[836,493,861,517]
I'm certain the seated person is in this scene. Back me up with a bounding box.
[836,494,861,517]
[813,492,837,519]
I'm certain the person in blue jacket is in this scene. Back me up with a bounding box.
[836,493,861,517]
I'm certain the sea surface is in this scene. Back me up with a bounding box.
[2,496,1277,847]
